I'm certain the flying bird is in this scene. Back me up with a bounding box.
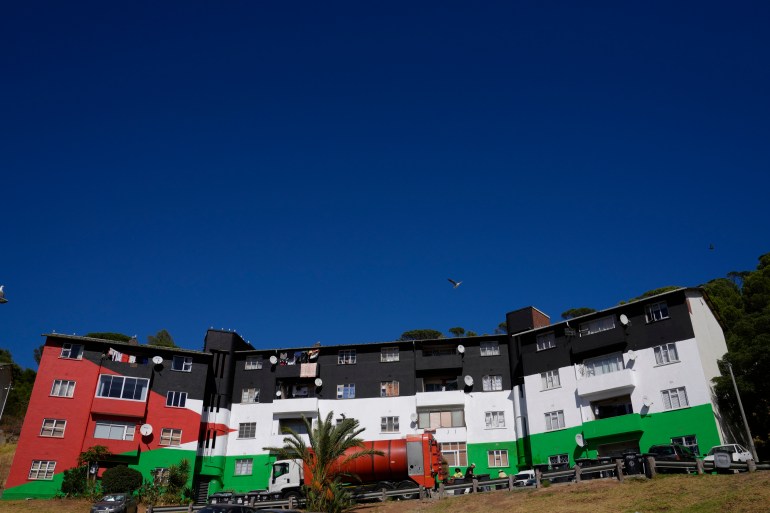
[447,278,462,289]
[0,285,6,304]
[709,244,714,250]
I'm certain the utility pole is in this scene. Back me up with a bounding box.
[726,361,758,461]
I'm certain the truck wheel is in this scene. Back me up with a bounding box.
[283,490,301,506]
[375,482,392,502]
[396,481,418,501]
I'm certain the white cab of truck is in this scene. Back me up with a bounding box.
[268,460,304,495]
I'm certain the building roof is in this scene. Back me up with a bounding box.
[42,333,211,357]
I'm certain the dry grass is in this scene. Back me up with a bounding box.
[0,444,15,490]
[353,472,770,513]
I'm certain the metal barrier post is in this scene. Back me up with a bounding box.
[438,482,445,499]
[696,459,704,475]
[575,464,582,483]
[646,456,657,478]
[615,459,624,482]
[748,460,757,473]
[472,478,478,493]
[508,475,514,490]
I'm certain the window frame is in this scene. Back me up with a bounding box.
[482,374,503,391]
[485,411,505,429]
[28,460,56,480]
[171,356,193,372]
[40,418,66,438]
[536,332,556,351]
[60,343,83,360]
[654,342,679,366]
[235,458,253,476]
[487,449,509,468]
[545,410,565,431]
[439,442,468,467]
[94,421,136,441]
[159,428,183,446]
[336,383,356,399]
[166,391,188,408]
[579,315,616,336]
[380,347,399,362]
[338,349,356,365]
[541,369,561,390]
[238,422,257,439]
[480,341,500,356]
[380,380,400,397]
[661,387,689,410]
[646,301,670,323]
[417,408,465,429]
[381,416,399,433]
[583,353,624,377]
[241,388,259,403]
[96,375,149,401]
[50,379,76,398]
[245,356,263,370]
[548,453,569,466]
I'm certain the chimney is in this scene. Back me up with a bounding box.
[506,307,550,335]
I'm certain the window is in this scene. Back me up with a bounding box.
[381,347,399,362]
[336,384,355,399]
[28,460,56,480]
[541,370,560,390]
[171,356,193,372]
[96,375,149,401]
[280,418,309,434]
[166,391,187,408]
[488,450,509,467]
[485,411,505,429]
[646,301,670,323]
[381,416,399,433]
[94,421,135,441]
[241,388,259,403]
[440,442,467,466]
[380,381,399,397]
[671,434,700,456]
[418,409,465,429]
[579,316,616,336]
[423,377,459,392]
[235,459,253,475]
[480,341,500,356]
[482,375,503,391]
[662,387,689,410]
[545,410,565,431]
[50,379,75,398]
[583,354,624,377]
[40,419,66,437]
[654,343,679,365]
[159,428,182,446]
[338,349,356,365]
[245,357,263,370]
[548,454,569,466]
[238,422,257,439]
[153,468,170,485]
[536,332,556,351]
[60,343,83,359]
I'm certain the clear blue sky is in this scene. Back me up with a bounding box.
[2,1,769,370]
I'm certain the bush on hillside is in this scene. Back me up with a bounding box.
[102,465,143,493]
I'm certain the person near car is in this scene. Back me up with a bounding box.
[454,468,464,479]
[498,469,507,478]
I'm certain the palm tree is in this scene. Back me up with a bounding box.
[263,410,382,513]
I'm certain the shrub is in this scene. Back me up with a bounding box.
[102,465,143,493]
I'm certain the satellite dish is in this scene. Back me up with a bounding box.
[619,314,630,326]
[410,413,418,422]
[575,433,585,447]
[152,356,163,365]
[457,345,465,354]
[627,350,637,361]
[269,355,278,365]
[140,424,153,436]
[464,375,474,387]
[275,390,282,397]
[314,378,323,387]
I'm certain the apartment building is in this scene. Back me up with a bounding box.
[4,287,728,500]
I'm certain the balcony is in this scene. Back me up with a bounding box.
[415,353,462,371]
[576,369,636,400]
[91,397,147,418]
[583,413,642,439]
[271,397,318,414]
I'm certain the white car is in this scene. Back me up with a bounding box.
[703,444,753,463]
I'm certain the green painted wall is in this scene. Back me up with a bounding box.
[465,440,520,478]
[217,454,275,493]
[1,474,65,500]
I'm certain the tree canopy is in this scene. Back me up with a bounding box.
[86,332,132,342]
[399,329,443,341]
[561,307,597,320]
[147,329,176,347]
[448,327,466,337]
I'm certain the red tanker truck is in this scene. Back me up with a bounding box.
[259,433,446,502]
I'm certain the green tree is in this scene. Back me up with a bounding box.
[86,332,132,343]
[33,345,44,365]
[494,322,507,334]
[560,307,597,319]
[147,329,176,347]
[448,327,465,337]
[619,286,681,304]
[0,350,36,437]
[264,411,381,513]
[466,330,478,337]
[102,465,143,493]
[399,329,443,341]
